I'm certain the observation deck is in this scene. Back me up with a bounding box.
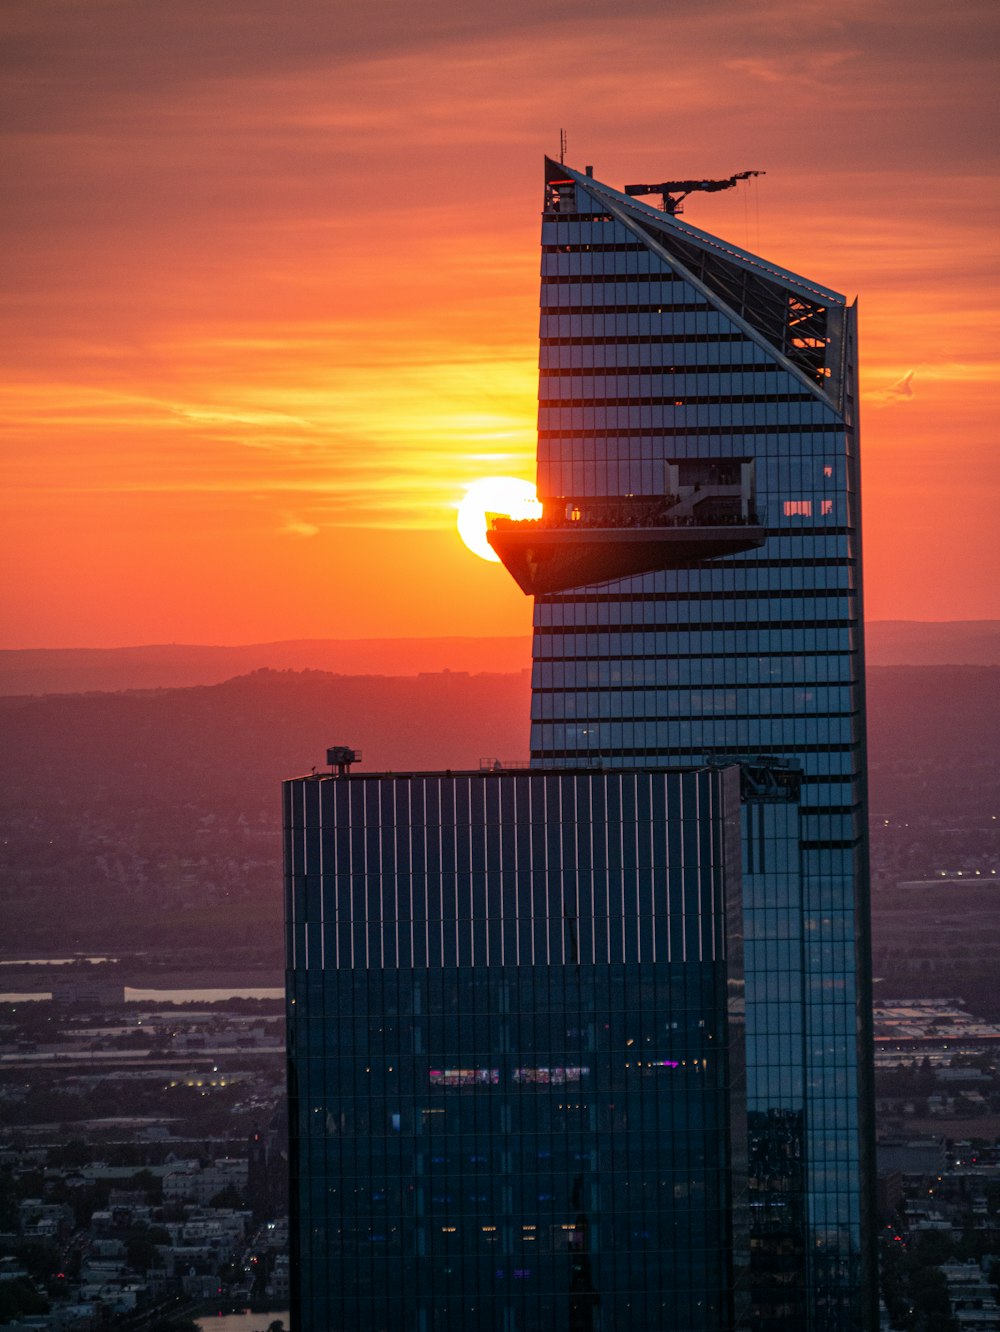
[488,474,765,596]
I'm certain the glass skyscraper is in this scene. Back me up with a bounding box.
[285,766,748,1330]
[492,159,873,1330]
[284,157,874,1330]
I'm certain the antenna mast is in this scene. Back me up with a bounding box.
[559,129,567,165]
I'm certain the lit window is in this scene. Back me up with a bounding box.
[430,1068,499,1087]
[784,500,812,517]
[821,500,833,515]
[512,1066,589,1084]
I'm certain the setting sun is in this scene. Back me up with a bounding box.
[456,477,541,563]
[2,1,998,646]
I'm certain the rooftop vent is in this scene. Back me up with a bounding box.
[326,746,362,777]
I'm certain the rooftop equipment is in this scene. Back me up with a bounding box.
[624,170,764,214]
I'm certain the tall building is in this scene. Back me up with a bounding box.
[285,764,748,1330]
[488,160,874,1329]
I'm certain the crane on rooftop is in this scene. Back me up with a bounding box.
[624,170,764,215]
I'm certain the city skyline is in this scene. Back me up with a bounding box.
[285,154,875,1329]
[2,0,998,649]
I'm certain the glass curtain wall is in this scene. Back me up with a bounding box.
[528,161,873,1332]
[285,767,746,1332]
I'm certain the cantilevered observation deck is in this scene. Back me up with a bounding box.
[487,464,765,596]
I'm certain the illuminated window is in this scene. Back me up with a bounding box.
[783,500,812,517]
[429,1068,499,1087]
[512,1066,589,1084]
[821,500,834,515]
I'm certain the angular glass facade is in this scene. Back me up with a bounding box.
[525,161,874,1331]
[285,767,747,1331]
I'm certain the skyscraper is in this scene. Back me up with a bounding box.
[489,160,873,1329]
[285,764,748,1330]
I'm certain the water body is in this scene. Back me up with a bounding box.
[0,956,117,966]
[125,987,285,1003]
[1,987,285,1005]
[196,1312,289,1332]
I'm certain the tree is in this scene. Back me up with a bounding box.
[209,1182,246,1209]
[125,1231,160,1273]
[0,1277,50,1322]
[133,1167,163,1201]
[48,1138,90,1168]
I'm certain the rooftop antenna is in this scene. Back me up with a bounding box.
[624,169,764,216]
[326,745,362,777]
[559,129,567,165]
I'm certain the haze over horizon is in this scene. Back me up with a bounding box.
[2,0,998,649]
[2,621,1000,699]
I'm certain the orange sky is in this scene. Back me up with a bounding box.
[2,0,998,647]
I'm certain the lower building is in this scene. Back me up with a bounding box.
[285,763,748,1331]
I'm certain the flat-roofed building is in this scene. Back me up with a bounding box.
[285,764,747,1331]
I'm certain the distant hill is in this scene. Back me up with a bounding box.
[0,668,530,955]
[0,668,533,807]
[0,665,996,956]
[866,665,1000,819]
[0,636,533,696]
[2,621,998,696]
[865,620,1000,666]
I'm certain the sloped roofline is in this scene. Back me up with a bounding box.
[549,158,846,307]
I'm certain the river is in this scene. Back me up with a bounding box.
[195,1312,289,1331]
[0,986,284,1004]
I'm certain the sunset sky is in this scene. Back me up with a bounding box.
[2,0,997,648]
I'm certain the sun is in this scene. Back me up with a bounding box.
[457,477,542,562]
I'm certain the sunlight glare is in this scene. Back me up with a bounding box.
[457,476,541,562]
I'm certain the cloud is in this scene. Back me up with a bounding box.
[2,0,999,642]
[723,50,862,88]
[169,404,313,431]
[278,517,320,538]
[865,369,917,408]
[888,370,915,401]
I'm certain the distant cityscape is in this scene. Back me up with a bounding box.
[1,984,288,1331]
[6,978,1000,1327]
[1,636,998,1329]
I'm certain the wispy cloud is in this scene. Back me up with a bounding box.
[2,0,998,641]
[278,517,320,538]
[882,370,916,404]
